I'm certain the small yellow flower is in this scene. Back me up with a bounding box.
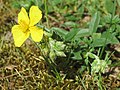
[12,6,43,47]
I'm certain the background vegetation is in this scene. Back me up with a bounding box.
[0,0,120,90]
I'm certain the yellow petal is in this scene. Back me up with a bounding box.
[29,26,43,42]
[18,7,29,30]
[29,6,42,26]
[12,25,29,47]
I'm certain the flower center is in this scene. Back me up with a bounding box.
[19,20,29,32]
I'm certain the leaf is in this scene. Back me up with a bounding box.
[91,59,111,74]
[51,27,68,39]
[117,0,120,6]
[52,0,62,5]
[61,21,79,28]
[54,41,65,50]
[79,65,86,74]
[91,38,106,47]
[91,31,119,47]
[103,14,111,23]
[74,29,90,39]
[91,33,103,47]
[72,51,82,60]
[112,15,120,24]
[55,51,66,57]
[89,12,100,34]
[101,31,119,44]
[105,0,116,14]
[65,28,80,41]
[49,38,66,59]
[86,52,99,59]
[78,4,84,17]
[49,50,56,62]
[116,25,120,33]
[65,15,79,21]
[92,33,101,40]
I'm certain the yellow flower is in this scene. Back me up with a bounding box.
[12,6,43,47]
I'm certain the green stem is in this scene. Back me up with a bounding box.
[67,49,72,61]
[44,0,49,28]
[100,5,114,59]
[100,1,116,58]
[99,45,105,59]
[35,0,38,6]
[98,72,103,90]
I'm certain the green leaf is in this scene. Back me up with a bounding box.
[112,15,120,24]
[72,51,82,60]
[91,31,119,47]
[105,0,116,15]
[91,59,111,74]
[91,33,103,47]
[89,12,100,34]
[65,15,79,21]
[49,50,56,63]
[52,0,62,5]
[91,38,106,47]
[101,31,119,44]
[65,28,80,41]
[54,41,65,50]
[74,29,90,39]
[55,51,66,57]
[116,25,120,33]
[49,38,66,59]
[78,4,84,17]
[92,33,101,40]
[117,0,120,6]
[78,65,87,74]
[51,27,68,39]
[61,21,79,28]
[86,52,99,59]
